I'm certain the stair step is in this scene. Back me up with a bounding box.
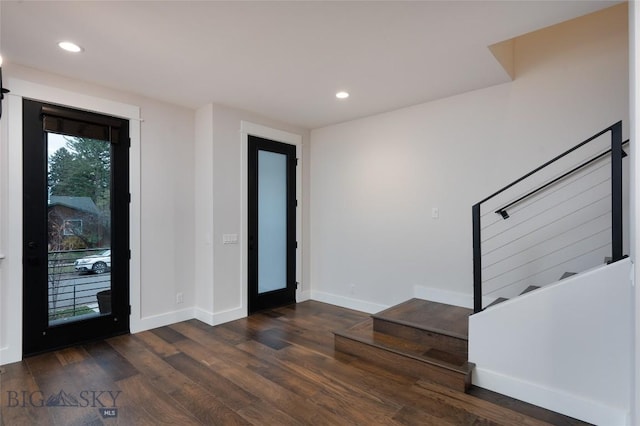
[520,285,540,295]
[334,318,473,392]
[371,298,470,357]
[560,271,577,280]
[372,298,470,338]
[486,297,508,308]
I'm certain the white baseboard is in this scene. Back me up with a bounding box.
[0,346,21,366]
[297,290,311,302]
[413,285,474,308]
[131,307,195,333]
[194,306,245,326]
[473,367,629,426]
[310,290,388,314]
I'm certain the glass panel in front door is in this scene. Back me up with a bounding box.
[258,150,288,294]
[47,133,112,325]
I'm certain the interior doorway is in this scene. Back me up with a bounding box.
[247,135,297,313]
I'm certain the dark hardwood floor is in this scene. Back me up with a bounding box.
[0,301,590,425]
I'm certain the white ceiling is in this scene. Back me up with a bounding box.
[0,1,622,129]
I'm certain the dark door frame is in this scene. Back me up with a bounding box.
[22,99,130,356]
[247,135,297,313]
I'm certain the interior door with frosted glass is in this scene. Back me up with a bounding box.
[248,135,296,313]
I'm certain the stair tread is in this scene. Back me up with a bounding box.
[486,297,508,308]
[335,318,472,374]
[520,285,540,295]
[371,298,471,340]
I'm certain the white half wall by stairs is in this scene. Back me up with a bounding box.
[469,258,633,425]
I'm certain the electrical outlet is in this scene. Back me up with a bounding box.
[176,292,184,304]
[349,283,356,295]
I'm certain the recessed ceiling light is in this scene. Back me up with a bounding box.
[58,41,83,53]
[336,91,349,99]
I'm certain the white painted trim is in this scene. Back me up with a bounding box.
[135,308,195,332]
[412,285,499,310]
[194,306,245,327]
[239,121,303,313]
[0,347,10,365]
[629,3,640,424]
[1,79,141,363]
[310,290,388,314]
[0,92,25,365]
[7,80,140,120]
[297,290,311,303]
[128,118,142,334]
[413,285,473,309]
[474,367,630,426]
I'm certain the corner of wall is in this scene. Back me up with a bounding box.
[194,103,215,315]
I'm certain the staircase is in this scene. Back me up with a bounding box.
[334,298,474,392]
[486,285,540,308]
[486,258,613,309]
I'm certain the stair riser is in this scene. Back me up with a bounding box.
[335,335,471,392]
[373,319,468,358]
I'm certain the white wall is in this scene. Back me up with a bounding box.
[0,64,196,363]
[469,259,633,425]
[629,2,640,424]
[194,104,310,325]
[309,4,629,312]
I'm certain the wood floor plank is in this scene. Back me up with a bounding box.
[82,340,139,382]
[241,341,346,394]
[168,381,251,426]
[107,334,198,395]
[107,334,248,425]
[174,327,331,412]
[54,346,90,366]
[115,374,201,425]
[163,352,258,411]
[0,361,56,426]
[214,363,348,425]
[236,400,301,426]
[414,380,555,426]
[182,319,250,346]
[169,322,268,370]
[392,404,462,426]
[134,330,181,358]
[150,325,188,344]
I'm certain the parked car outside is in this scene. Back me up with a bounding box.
[74,249,111,274]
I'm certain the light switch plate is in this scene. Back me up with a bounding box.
[223,234,239,244]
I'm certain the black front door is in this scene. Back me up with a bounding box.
[248,135,296,313]
[22,99,130,356]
